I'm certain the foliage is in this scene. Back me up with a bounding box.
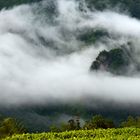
[1,0,140,19]
[84,115,115,130]
[50,117,81,132]
[86,0,140,19]
[90,48,130,74]
[0,117,26,139]
[78,30,108,45]
[0,0,41,9]
[4,128,140,140]
[121,116,140,128]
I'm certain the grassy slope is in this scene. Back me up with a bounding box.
[4,128,140,140]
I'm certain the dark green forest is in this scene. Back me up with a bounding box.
[1,0,140,19]
[0,0,41,9]
[86,0,140,18]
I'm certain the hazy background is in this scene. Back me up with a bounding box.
[0,0,140,132]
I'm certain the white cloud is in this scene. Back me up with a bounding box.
[0,0,140,105]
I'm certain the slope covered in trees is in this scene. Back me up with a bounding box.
[86,0,140,19]
[0,0,41,9]
[90,47,136,75]
[1,0,140,19]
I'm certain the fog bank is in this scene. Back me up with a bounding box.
[0,0,140,105]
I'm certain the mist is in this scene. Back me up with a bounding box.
[0,0,140,106]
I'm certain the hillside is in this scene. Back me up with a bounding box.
[1,0,140,18]
[0,0,41,9]
[86,0,140,18]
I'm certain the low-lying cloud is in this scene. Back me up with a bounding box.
[0,0,140,106]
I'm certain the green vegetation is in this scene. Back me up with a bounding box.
[49,115,140,133]
[78,30,108,45]
[1,0,140,19]
[4,128,140,140]
[83,115,115,130]
[121,116,140,128]
[0,0,140,139]
[0,0,41,9]
[86,0,140,19]
[1,115,140,139]
[0,117,26,139]
[90,48,131,74]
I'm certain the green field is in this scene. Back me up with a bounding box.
[4,128,140,140]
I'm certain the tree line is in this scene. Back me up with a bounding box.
[50,115,140,132]
[1,114,140,139]
[0,116,26,139]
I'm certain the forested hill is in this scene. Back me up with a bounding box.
[0,0,41,9]
[1,0,140,19]
[86,0,140,19]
